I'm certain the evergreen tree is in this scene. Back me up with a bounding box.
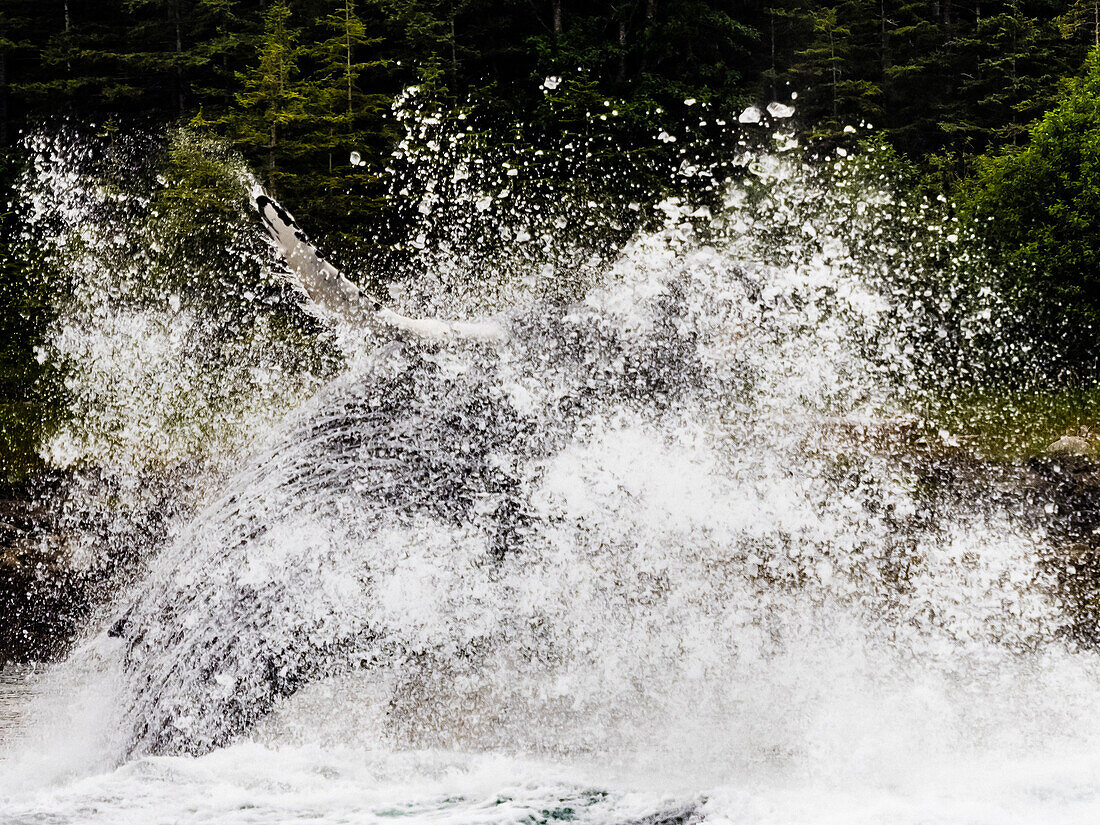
[188,0,259,116]
[632,0,757,104]
[787,1,881,141]
[120,0,200,115]
[0,5,14,145]
[379,0,461,94]
[28,0,160,117]
[965,5,1064,146]
[878,0,943,153]
[1058,0,1100,48]
[302,0,388,164]
[212,0,309,186]
[296,0,391,226]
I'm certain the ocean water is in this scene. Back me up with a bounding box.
[5,675,1100,824]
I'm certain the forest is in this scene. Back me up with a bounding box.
[3,0,1100,477]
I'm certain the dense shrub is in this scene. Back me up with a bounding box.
[962,52,1100,372]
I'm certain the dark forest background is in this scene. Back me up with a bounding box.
[4,0,1100,476]
[5,2,1100,178]
[5,1,1100,212]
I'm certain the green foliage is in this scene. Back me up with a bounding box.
[153,129,254,267]
[962,50,1100,369]
[148,131,344,402]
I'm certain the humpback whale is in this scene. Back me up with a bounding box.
[252,188,507,343]
[104,190,704,756]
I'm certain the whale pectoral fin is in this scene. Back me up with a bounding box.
[252,187,508,343]
[377,309,510,343]
[252,188,383,325]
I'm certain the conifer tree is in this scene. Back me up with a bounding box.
[0,6,14,145]
[379,0,459,95]
[966,6,1063,146]
[788,1,881,140]
[1058,0,1100,47]
[119,0,200,115]
[303,0,388,164]
[216,0,308,186]
[878,0,942,152]
[633,0,756,103]
[188,0,258,117]
[297,0,391,226]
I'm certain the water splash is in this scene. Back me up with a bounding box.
[3,113,1097,823]
[19,128,336,481]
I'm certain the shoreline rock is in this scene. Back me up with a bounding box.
[0,476,83,663]
[1043,425,1100,458]
[0,471,183,665]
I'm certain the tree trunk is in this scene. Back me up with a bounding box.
[451,15,457,87]
[830,26,838,120]
[271,53,282,174]
[617,15,626,83]
[552,0,562,37]
[64,0,72,74]
[0,48,8,146]
[1010,30,1018,145]
[880,0,889,74]
[640,0,656,74]
[770,11,776,98]
[174,1,185,114]
[346,0,353,119]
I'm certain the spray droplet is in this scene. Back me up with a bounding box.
[738,106,763,125]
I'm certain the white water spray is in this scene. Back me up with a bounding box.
[2,120,1099,824]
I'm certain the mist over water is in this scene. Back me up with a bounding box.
[4,112,1100,823]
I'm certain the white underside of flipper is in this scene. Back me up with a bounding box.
[252,187,507,343]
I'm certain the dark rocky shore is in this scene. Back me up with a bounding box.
[0,476,84,663]
[0,472,182,663]
[1025,449,1100,646]
[3,433,1100,664]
